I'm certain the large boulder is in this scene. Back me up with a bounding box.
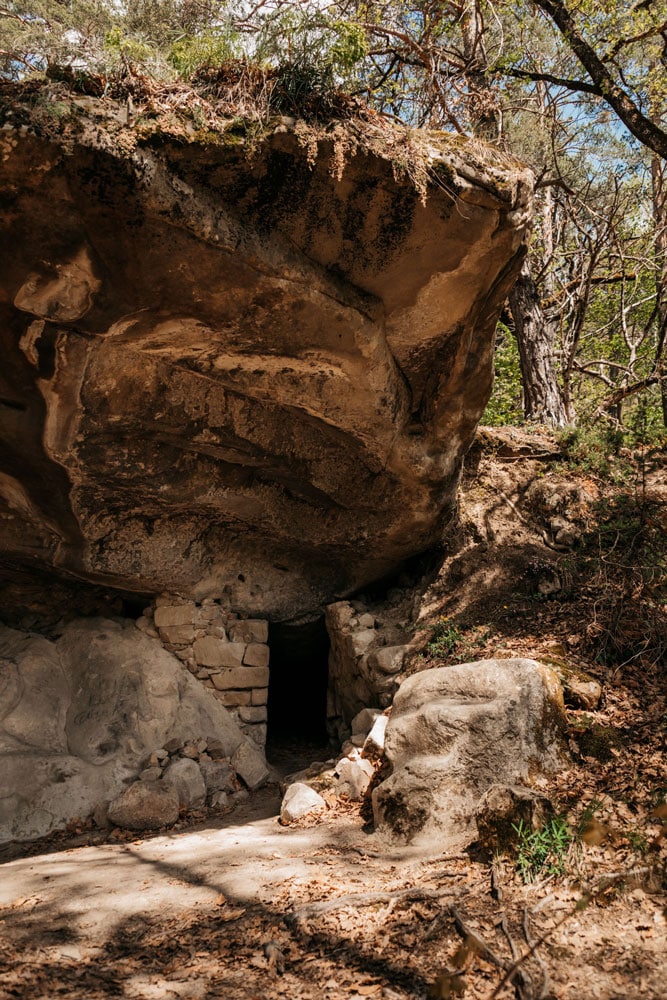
[0,617,258,843]
[372,659,566,846]
[0,82,532,620]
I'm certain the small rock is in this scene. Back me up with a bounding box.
[363,714,388,756]
[139,766,163,782]
[231,741,269,790]
[163,737,183,754]
[162,757,206,809]
[347,629,377,658]
[211,791,229,810]
[368,645,405,675]
[280,783,326,824]
[107,781,179,831]
[206,738,228,760]
[358,613,376,629]
[350,708,381,739]
[337,758,374,801]
[564,675,602,710]
[135,616,159,639]
[92,800,110,829]
[199,758,237,796]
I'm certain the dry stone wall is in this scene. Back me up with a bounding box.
[136,595,270,747]
[326,600,411,739]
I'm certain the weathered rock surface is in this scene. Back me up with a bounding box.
[162,757,207,810]
[0,83,532,620]
[336,758,374,801]
[107,781,180,832]
[372,658,566,846]
[0,617,259,842]
[280,783,326,824]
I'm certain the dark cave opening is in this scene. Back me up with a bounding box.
[266,616,331,764]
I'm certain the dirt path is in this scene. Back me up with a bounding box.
[1,785,665,1000]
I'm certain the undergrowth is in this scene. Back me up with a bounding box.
[512,816,572,883]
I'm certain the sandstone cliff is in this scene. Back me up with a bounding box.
[0,81,533,619]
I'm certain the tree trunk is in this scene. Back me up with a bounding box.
[651,154,667,427]
[509,260,569,426]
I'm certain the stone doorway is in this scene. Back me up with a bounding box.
[266,616,331,770]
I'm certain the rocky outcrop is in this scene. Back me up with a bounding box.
[0,617,264,843]
[372,658,567,846]
[0,83,532,621]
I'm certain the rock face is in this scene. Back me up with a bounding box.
[372,658,566,846]
[0,617,258,843]
[0,83,532,620]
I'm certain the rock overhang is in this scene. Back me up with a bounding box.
[0,82,533,620]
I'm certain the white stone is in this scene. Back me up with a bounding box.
[337,758,374,801]
[364,714,388,755]
[280,783,326,824]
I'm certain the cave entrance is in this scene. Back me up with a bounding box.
[266,615,331,769]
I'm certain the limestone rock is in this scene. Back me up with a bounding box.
[193,638,245,669]
[199,759,237,798]
[231,741,270,791]
[0,84,532,619]
[229,621,269,644]
[372,658,566,846]
[280,783,326,825]
[563,674,602,710]
[368,646,405,675]
[162,757,206,809]
[475,784,554,855]
[107,781,180,831]
[350,708,381,740]
[337,758,374,801]
[0,617,253,843]
[364,715,389,757]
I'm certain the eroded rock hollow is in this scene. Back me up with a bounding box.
[0,85,533,620]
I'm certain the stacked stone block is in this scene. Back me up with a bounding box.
[136,596,270,746]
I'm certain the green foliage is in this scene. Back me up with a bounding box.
[513,816,572,883]
[168,31,240,79]
[426,618,462,658]
[483,322,524,426]
[103,26,153,68]
[557,425,629,480]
